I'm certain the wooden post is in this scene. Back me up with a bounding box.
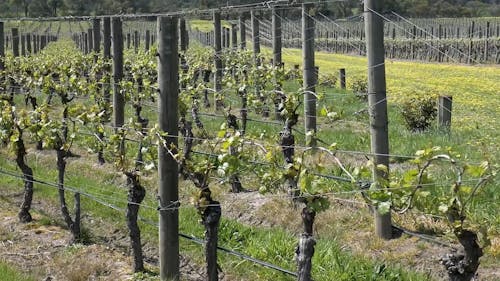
[303,3,316,146]
[112,17,124,128]
[93,18,101,62]
[33,34,38,54]
[339,68,346,89]
[272,7,282,66]
[20,34,26,56]
[103,17,112,105]
[83,32,88,54]
[127,33,131,49]
[239,14,247,50]
[88,28,94,54]
[26,33,31,55]
[438,96,452,130]
[157,15,180,281]
[214,12,222,95]
[468,21,474,64]
[0,22,4,72]
[364,0,392,240]
[40,34,47,50]
[484,22,489,62]
[221,27,226,49]
[134,30,139,53]
[180,18,188,52]
[12,28,19,57]
[251,11,260,65]
[145,29,151,51]
[231,24,238,50]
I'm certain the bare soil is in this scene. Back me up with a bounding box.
[0,192,207,281]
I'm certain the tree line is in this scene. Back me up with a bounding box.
[0,0,499,19]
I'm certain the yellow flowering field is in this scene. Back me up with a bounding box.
[277,48,499,156]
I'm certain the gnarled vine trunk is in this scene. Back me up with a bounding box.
[441,229,483,281]
[296,207,316,281]
[280,117,298,198]
[56,146,81,242]
[125,172,146,273]
[202,194,221,281]
[15,127,34,223]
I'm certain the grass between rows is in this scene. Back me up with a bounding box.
[0,261,35,281]
[0,146,431,281]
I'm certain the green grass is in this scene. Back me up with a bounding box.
[0,261,34,281]
[0,149,431,281]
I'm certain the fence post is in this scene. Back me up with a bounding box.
[339,68,346,89]
[112,17,124,128]
[103,17,112,106]
[214,12,223,110]
[484,21,489,62]
[231,23,238,50]
[303,3,316,146]
[145,29,151,51]
[93,18,101,62]
[134,30,139,53]
[272,7,282,67]
[239,13,246,50]
[438,96,452,130]
[12,28,19,57]
[40,34,47,50]
[251,10,260,65]
[364,0,392,240]
[83,32,88,54]
[0,22,4,72]
[26,33,31,55]
[157,15,180,281]
[180,18,188,52]
[221,27,226,49]
[33,34,38,54]
[88,28,94,54]
[21,34,26,56]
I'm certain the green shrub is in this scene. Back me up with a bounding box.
[401,95,437,132]
[348,76,368,100]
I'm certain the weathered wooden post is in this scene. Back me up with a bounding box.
[231,23,238,49]
[103,17,112,105]
[88,28,94,54]
[239,13,246,50]
[214,12,223,110]
[12,28,19,57]
[145,29,151,51]
[438,96,452,130]
[0,22,4,72]
[272,7,282,67]
[339,68,346,89]
[157,15,180,281]
[112,17,124,128]
[134,30,139,53]
[180,18,188,52]
[26,33,31,55]
[303,3,316,146]
[93,18,101,62]
[251,11,260,65]
[364,0,392,240]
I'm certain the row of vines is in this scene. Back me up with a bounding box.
[0,15,496,281]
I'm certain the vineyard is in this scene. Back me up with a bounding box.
[0,1,499,281]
